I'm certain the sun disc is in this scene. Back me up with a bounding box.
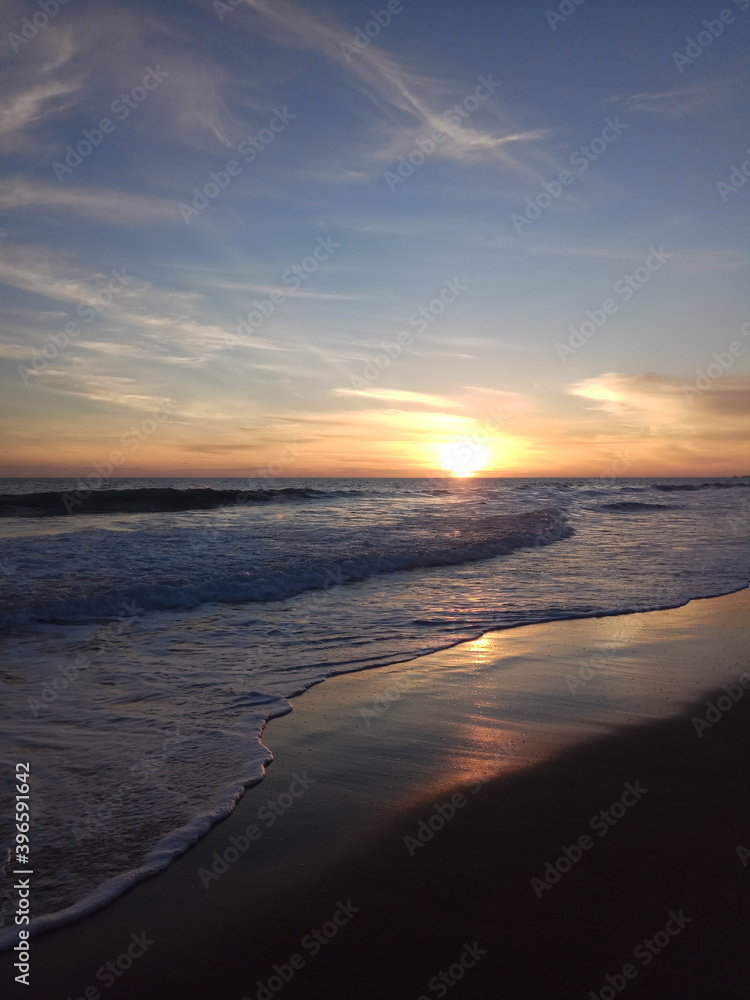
[438,440,490,477]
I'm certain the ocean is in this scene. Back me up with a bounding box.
[0,475,748,946]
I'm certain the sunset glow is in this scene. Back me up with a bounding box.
[0,0,747,478]
[439,441,491,478]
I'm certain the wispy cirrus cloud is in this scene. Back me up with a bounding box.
[0,1,266,163]
[28,370,174,410]
[334,387,460,409]
[612,79,743,119]
[462,386,539,413]
[235,0,549,174]
[0,80,81,151]
[0,177,179,225]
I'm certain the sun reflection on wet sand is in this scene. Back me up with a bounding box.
[357,589,750,806]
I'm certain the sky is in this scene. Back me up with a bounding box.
[0,0,748,478]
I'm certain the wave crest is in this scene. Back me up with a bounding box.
[0,486,344,518]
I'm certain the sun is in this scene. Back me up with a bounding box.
[438,440,490,478]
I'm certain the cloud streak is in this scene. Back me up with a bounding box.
[237,0,549,174]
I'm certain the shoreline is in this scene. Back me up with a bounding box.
[6,581,746,953]
[2,587,749,997]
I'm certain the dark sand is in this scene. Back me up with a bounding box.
[4,589,749,999]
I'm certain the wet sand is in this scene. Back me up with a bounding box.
[5,587,749,999]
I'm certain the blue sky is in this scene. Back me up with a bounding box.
[1,0,748,476]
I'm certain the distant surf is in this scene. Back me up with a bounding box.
[652,482,748,492]
[0,486,346,517]
[597,501,673,512]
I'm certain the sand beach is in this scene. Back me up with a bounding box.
[7,587,748,999]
